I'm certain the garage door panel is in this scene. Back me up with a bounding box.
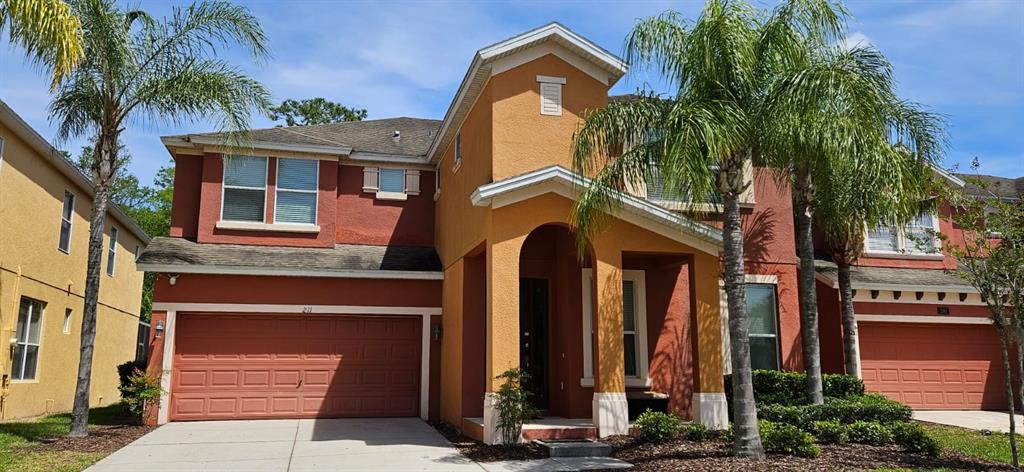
[171,313,421,421]
[860,322,1004,410]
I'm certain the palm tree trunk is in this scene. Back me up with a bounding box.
[793,171,824,404]
[837,262,861,378]
[69,141,114,437]
[998,331,1020,469]
[721,160,764,459]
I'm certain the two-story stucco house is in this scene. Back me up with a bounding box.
[138,23,1017,444]
[0,100,149,420]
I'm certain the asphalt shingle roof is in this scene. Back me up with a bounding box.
[183,117,442,157]
[956,173,1023,201]
[814,259,972,290]
[138,237,441,273]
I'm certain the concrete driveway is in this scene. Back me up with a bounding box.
[87,418,483,471]
[915,410,1024,433]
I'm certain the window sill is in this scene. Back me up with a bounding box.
[580,377,652,388]
[215,221,321,234]
[862,251,943,261]
[375,191,408,201]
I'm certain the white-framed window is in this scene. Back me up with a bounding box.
[537,75,565,116]
[274,158,318,225]
[453,132,462,171]
[746,283,780,370]
[362,166,420,201]
[221,155,268,222]
[58,190,75,253]
[580,269,649,387]
[134,245,140,261]
[106,227,118,276]
[865,211,940,256]
[63,308,73,334]
[13,297,44,381]
[0,137,5,175]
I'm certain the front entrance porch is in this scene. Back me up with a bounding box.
[440,169,728,444]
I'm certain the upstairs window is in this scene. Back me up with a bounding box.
[275,158,318,225]
[453,132,462,171]
[363,167,420,201]
[537,75,565,116]
[222,155,267,222]
[379,168,405,193]
[58,190,75,253]
[106,227,118,276]
[866,211,939,255]
[645,164,721,204]
[13,297,43,381]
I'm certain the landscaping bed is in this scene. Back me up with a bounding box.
[429,420,547,462]
[605,433,1012,471]
[0,404,152,472]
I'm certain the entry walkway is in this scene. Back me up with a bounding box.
[915,410,1024,433]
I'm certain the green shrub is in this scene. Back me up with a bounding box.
[726,370,867,407]
[758,404,811,429]
[679,422,709,441]
[814,395,912,424]
[823,373,866,398]
[117,360,147,397]
[847,421,894,446]
[121,368,162,423]
[494,368,539,445]
[759,420,821,458]
[810,420,848,444]
[892,422,941,456]
[634,409,682,442]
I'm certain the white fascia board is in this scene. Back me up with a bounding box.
[477,23,627,75]
[348,151,430,165]
[136,263,444,280]
[932,164,966,187]
[182,135,352,156]
[856,314,990,325]
[152,302,441,316]
[471,165,723,254]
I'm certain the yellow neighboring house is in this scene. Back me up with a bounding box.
[0,100,149,420]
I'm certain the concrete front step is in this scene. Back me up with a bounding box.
[536,439,613,458]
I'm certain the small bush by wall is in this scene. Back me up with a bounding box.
[759,420,821,458]
[634,410,682,442]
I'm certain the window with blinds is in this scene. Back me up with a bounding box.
[222,156,267,222]
[275,158,318,225]
[865,211,939,255]
[379,168,405,193]
[58,190,74,253]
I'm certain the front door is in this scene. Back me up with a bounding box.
[519,278,549,410]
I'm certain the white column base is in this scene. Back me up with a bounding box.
[482,393,514,445]
[592,392,629,437]
[691,392,728,430]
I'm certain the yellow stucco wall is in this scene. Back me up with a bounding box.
[439,259,464,425]
[0,121,145,419]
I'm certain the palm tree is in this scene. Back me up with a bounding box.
[760,37,945,404]
[570,0,860,458]
[1,0,84,86]
[813,147,933,379]
[48,0,270,437]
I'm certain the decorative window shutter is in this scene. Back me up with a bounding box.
[362,167,379,192]
[539,83,562,116]
[405,169,421,195]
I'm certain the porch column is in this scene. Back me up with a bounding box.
[482,236,523,444]
[591,242,629,437]
[690,252,728,429]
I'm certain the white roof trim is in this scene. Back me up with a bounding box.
[426,23,627,165]
[470,165,722,255]
[170,135,353,156]
[932,164,966,187]
[136,263,444,280]
[152,302,441,316]
[856,314,990,325]
[0,100,150,243]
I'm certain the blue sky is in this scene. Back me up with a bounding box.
[1,0,1021,185]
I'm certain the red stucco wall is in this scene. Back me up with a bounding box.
[335,165,435,247]
[169,154,203,238]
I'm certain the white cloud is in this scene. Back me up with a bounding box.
[839,31,872,51]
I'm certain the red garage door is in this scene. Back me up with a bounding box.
[860,322,1005,409]
[170,313,420,421]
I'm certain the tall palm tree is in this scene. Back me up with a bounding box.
[1,0,84,86]
[761,38,945,404]
[813,147,933,379]
[570,0,857,458]
[48,0,270,437]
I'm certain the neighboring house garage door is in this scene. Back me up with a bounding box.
[860,322,1005,410]
[170,313,420,420]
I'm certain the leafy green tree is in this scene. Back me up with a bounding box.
[269,97,367,126]
[48,0,270,437]
[1,0,84,86]
[761,35,945,404]
[938,165,1024,468]
[813,147,932,380]
[570,0,878,457]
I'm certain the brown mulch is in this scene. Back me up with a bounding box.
[428,421,547,462]
[39,424,153,453]
[604,435,1015,471]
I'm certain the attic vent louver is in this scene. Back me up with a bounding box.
[393,130,401,142]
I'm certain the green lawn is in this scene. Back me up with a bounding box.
[922,422,1017,466]
[0,404,135,472]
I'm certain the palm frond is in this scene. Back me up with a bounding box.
[1,0,84,87]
